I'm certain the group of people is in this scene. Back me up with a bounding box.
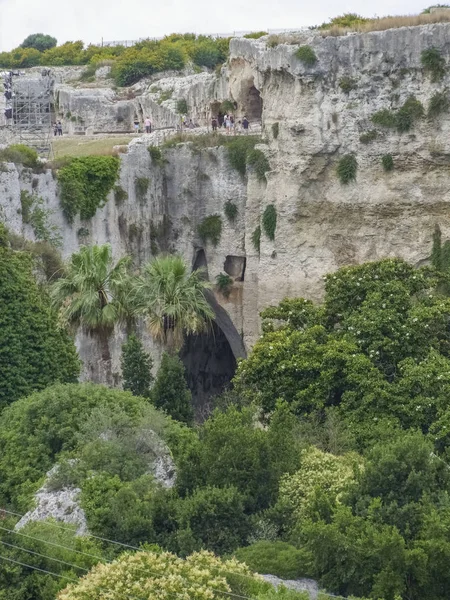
[134,117,153,134]
[53,121,63,136]
[211,114,250,134]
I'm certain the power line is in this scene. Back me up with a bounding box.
[1,508,143,552]
[0,509,260,583]
[0,524,260,600]
[0,554,78,582]
[0,539,89,572]
[0,525,104,562]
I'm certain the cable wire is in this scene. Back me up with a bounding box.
[0,539,89,572]
[0,554,78,582]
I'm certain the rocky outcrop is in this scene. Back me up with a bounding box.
[3,23,450,372]
[262,574,318,600]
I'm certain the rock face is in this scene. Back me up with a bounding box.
[3,23,450,384]
[262,574,319,599]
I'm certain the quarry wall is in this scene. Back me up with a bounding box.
[3,23,450,385]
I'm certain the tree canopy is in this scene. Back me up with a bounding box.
[21,33,57,52]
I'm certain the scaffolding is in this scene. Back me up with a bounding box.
[3,70,53,158]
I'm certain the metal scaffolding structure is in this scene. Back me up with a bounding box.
[3,70,53,158]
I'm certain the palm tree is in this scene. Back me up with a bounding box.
[133,254,214,351]
[51,244,132,331]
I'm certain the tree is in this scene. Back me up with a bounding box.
[57,550,266,600]
[121,334,154,398]
[151,353,193,424]
[0,383,149,509]
[51,244,131,331]
[0,245,79,410]
[21,33,57,52]
[175,485,249,555]
[133,255,213,351]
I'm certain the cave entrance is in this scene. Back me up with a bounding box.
[180,321,237,422]
[193,248,209,280]
[245,85,262,122]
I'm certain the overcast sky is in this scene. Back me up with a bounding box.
[0,0,435,51]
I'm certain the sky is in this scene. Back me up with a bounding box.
[0,0,437,51]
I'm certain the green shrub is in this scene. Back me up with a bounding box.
[295,45,317,66]
[0,144,39,168]
[428,90,450,118]
[233,541,312,579]
[226,136,259,175]
[272,122,279,139]
[337,154,357,184]
[252,225,261,253]
[159,88,173,102]
[151,353,193,425]
[57,156,119,222]
[216,272,233,297]
[224,200,238,222]
[121,334,154,398]
[262,205,277,241]
[243,31,268,39]
[0,249,79,415]
[148,145,162,161]
[176,485,249,556]
[247,149,270,182]
[135,177,150,201]
[198,215,222,246]
[20,190,61,246]
[421,47,446,82]
[114,185,128,204]
[177,98,188,114]
[77,226,90,237]
[371,96,424,133]
[371,108,397,128]
[339,76,357,93]
[382,153,394,171]
[359,129,378,144]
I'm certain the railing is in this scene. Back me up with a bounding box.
[96,28,308,47]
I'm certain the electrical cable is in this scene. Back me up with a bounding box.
[0,539,89,572]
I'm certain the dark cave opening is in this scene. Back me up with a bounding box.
[180,321,237,422]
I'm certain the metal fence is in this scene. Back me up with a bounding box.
[96,28,308,47]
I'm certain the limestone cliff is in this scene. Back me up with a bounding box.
[2,23,450,397]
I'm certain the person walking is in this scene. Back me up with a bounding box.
[211,116,218,132]
[53,123,58,136]
[144,117,152,134]
[242,115,249,134]
[133,118,140,134]
[57,121,63,136]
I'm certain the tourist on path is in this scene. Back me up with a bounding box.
[144,117,152,134]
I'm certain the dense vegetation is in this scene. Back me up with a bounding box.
[5,254,450,598]
[0,34,230,86]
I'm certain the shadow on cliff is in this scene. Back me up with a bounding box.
[179,290,246,422]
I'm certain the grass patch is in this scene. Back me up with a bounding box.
[224,200,238,222]
[359,129,378,144]
[215,272,233,297]
[272,122,279,139]
[421,47,446,82]
[337,154,357,184]
[226,136,260,175]
[159,88,173,102]
[428,90,450,118]
[339,76,357,93]
[52,136,133,158]
[243,31,268,39]
[198,215,222,247]
[246,149,270,181]
[319,9,450,36]
[0,144,39,168]
[252,225,261,253]
[382,154,394,171]
[295,45,317,66]
[262,204,277,241]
